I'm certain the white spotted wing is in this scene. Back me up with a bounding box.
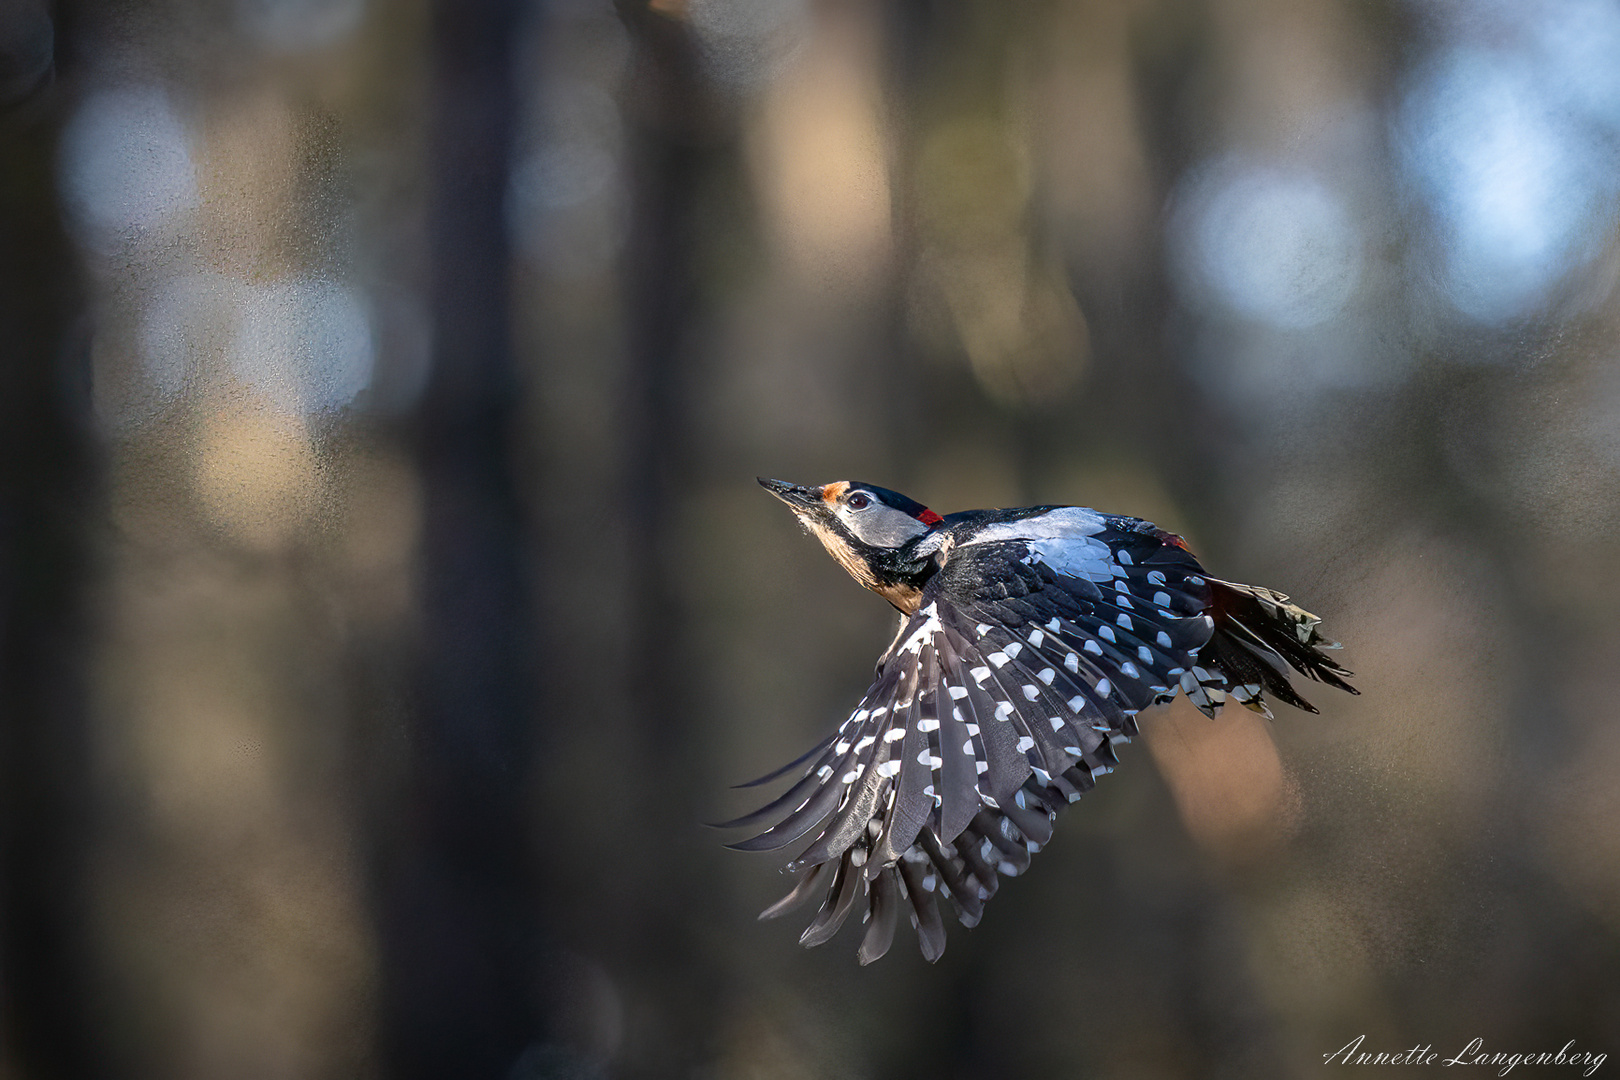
[721,510,1227,963]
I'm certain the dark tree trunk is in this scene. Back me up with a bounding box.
[0,12,102,1076]
[375,0,545,1074]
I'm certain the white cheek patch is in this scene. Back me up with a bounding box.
[843,503,929,547]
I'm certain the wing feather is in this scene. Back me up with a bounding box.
[931,629,986,842]
[896,856,947,963]
[710,765,827,831]
[948,630,1033,808]
[871,647,936,870]
[724,768,851,852]
[857,867,900,965]
[757,860,833,921]
[731,732,839,788]
[799,856,861,947]
[727,510,1353,961]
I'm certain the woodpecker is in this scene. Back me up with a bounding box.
[720,478,1358,964]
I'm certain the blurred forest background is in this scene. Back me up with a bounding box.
[4,0,1620,1077]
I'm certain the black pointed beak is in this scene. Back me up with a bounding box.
[758,477,821,511]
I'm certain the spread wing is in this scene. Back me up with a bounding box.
[720,512,1224,963]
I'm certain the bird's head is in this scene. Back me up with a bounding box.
[759,478,944,611]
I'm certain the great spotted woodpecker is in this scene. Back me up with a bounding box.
[721,478,1357,964]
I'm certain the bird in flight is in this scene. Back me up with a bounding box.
[720,478,1358,964]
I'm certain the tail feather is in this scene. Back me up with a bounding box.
[1196,578,1358,717]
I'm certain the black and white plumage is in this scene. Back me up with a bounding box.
[723,479,1358,964]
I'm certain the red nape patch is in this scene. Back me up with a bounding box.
[1155,528,1192,551]
[917,508,943,526]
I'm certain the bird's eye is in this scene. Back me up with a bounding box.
[847,493,871,510]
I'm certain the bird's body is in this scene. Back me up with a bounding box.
[725,479,1357,964]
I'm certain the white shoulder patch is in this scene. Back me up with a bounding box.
[966,507,1107,544]
[963,508,1115,583]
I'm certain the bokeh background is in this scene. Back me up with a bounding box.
[4,0,1620,1077]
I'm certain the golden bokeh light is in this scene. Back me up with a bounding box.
[190,390,321,551]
